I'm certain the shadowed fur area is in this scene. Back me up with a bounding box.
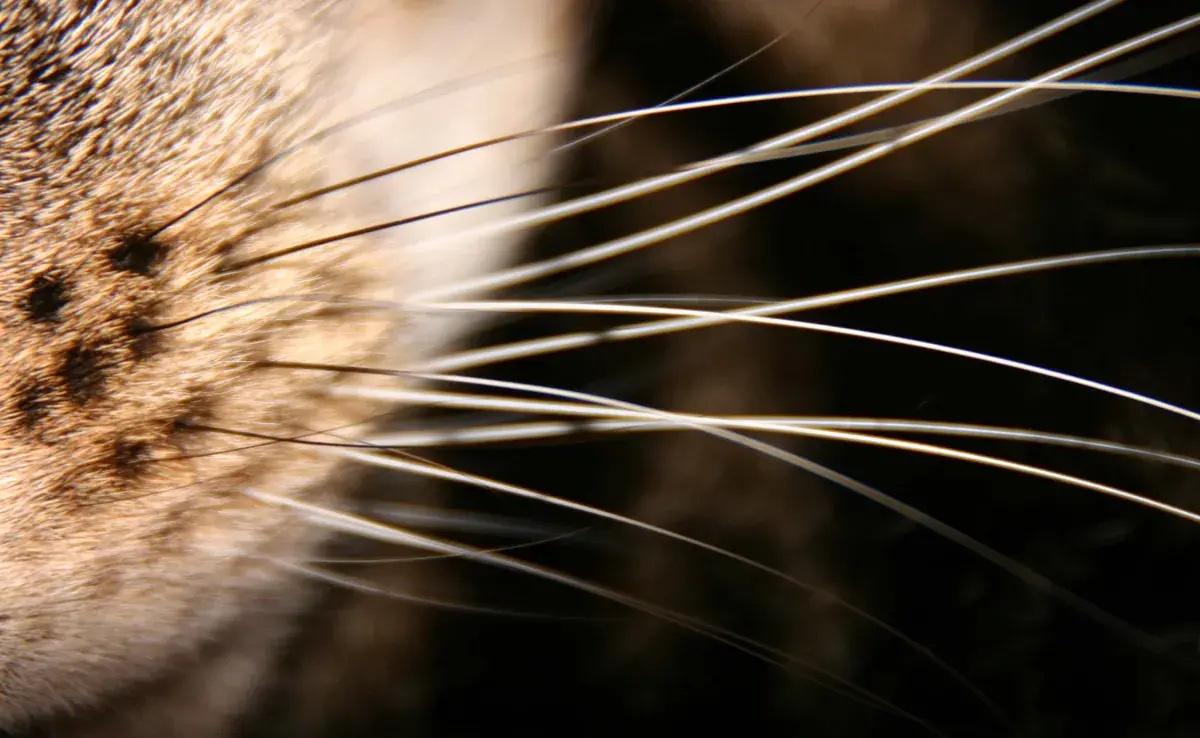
[2,1,1200,737]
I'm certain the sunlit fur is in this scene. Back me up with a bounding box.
[2,1,1199,737]
[0,1,574,734]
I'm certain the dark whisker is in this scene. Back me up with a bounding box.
[185,422,414,450]
[268,134,544,212]
[141,294,384,334]
[149,56,563,238]
[223,188,552,273]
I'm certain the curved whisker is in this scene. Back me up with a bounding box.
[418,246,1200,374]
[348,366,1194,670]
[322,431,1000,721]
[551,27,795,155]
[332,386,1200,523]
[274,359,1196,705]
[267,555,601,621]
[357,502,593,543]
[270,68,1200,217]
[413,292,1200,425]
[365,418,597,448]
[219,69,1198,287]
[199,377,1196,526]
[300,528,590,566]
[164,0,1177,247]
[270,27,791,214]
[191,406,957,696]
[222,188,552,273]
[718,422,1200,527]
[152,54,565,237]
[414,2,1183,301]
[246,489,944,732]
[339,392,1200,473]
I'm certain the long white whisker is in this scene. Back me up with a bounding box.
[374,419,587,447]
[417,3,1195,301]
[336,386,632,418]
[304,436,1002,720]
[333,385,1200,523]
[333,449,990,701]
[245,489,941,729]
[405,0,1125,301]
[276,357,1190,671]
[711,423,1200,526]
[343,394,1200,473]
[584,79,1200,169]
[418,246,1200,373]
[553,28,793,154]
[357,501,586,541]
[378,369,1185,663]
[304,524,591,566]
[577,79,1200,141]
[269,556,595,620]
[413,297,1200,425]
[340,382,1200,529]
[274,76,1200,214]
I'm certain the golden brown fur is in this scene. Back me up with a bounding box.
[3,1,1199,737]
[0,1,574,734]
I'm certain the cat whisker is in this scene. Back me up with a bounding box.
[259,72,1196,237]
[412,1,1158,302]
[201,377,1200,526]
[724,78,1200,166]
[338,385,636,419]
[152,53,565,237]
[366,418,595,448]
[268,61,1199,217]
[345,396,1200,474]
[711,422,1200,526]
[351,371,1200,525]
[167,0,1170,251]
[411,297,1200,425]
[246,488,941,732]
[211,63,1196,278]
[194,412,914,671]
[265,25,792,215]
[373,367,1192,667]
[323,429,997,720]
[355,502,592,544]
[338,447,905,633]
[220,188,552,273]
[298,543,567,567]
[266,554,599,621]
[274,358,1188,699]
[551,27,794,154]
[212,68,1200,283]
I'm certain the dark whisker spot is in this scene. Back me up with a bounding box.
[126,315,160,359]
[62,342,109,404]
[112,441,153,477]
[110,232,165,275]
[15,383,52,434]
[24,274,69,322]
[169,395,215,437]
